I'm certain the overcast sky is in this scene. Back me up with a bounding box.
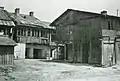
[0,0,120,22]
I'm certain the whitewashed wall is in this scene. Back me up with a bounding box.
[14,43,26,59]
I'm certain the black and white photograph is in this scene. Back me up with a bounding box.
[0,0,120,81]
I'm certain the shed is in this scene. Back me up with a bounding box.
[0,36,16,65]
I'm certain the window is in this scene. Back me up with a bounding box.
[23,28,26,36]
[7,28,10,35]
[28,29,31,36]
[68,26,72,35]
[119,47,120,54]
[108,20,113,30]
[32,29,34,36]
[108,21,111,30]
[117,20,120,26]
[17,28,21,36]
[3,29,6,35]
[41,30,47,38]
[0,29,4,35]
[35,30,37,37]
[41,39,48,44]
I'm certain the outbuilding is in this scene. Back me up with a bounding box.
[0,36,16,65]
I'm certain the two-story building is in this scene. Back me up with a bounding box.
[8,8,55,59]
[50,9,120,66]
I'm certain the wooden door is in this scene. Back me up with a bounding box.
[76,43,82,63]
[115,42,120,64]
[102,43,115,65]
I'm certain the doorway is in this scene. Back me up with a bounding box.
[25,48,30,59]
[33,49,42,59]
[102,43,115,65]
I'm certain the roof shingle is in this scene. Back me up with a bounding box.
[0,10,15,26]
[0,36,17,46]
[10,13,54,29]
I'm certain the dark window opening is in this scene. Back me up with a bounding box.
[32,29,34,36]
[21,28,24,36]
[28,29,31,36]
[7,28,10,35]
[41,39,48,44]
[23,16,26,19]
[35,30,37,37]
[108,20,113,30]
[4,28,8,35]
[3,29,6,35]
[17,28,21,36]
[41,30,47,38]
[38,30,39,37]
[24,28,26,36]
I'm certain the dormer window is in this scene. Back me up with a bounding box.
[117,20,120,26]
[28,29,31,36]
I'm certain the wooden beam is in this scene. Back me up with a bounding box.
[64,44,67,60]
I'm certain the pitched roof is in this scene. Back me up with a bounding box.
[9,13,54,29]
[9,13,42,27]
[50,9,120,26]
[0,36,16,46]
[0,10,15,26]
[41,21,55,29]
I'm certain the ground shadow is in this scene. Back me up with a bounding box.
[39,59,102,67]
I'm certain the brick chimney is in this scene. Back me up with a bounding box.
[101,10,107,16]
[0,7,4,10]
[15,8,20,15]
[29,11,34,16]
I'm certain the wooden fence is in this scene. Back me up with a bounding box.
[0,53,14,65]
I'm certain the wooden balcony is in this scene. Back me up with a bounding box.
[17,36,50,45]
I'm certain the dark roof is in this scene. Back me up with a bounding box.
[41,21,55,29]
[9,13,43,27]
[68,9,120,18]
[9,13,54,29]
[0,36,16,46]
[50,9,120,26]
[0,10,15,26]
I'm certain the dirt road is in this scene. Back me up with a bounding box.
[2,59,120,81]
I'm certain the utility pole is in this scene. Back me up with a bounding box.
[117,9,119,16]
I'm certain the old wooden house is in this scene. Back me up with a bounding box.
[50,9,120,66]
[8,8,55,59]
[0,7,16,65]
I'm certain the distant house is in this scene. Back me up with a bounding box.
[8,8,55,59]
[50,9,120,66]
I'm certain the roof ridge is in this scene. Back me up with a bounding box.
[67,8,120,18]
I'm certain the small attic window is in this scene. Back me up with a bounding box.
[108,20,113,30]
[23,16,26,19]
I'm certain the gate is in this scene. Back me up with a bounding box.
[102,42,115,66]
[0,53,14,65]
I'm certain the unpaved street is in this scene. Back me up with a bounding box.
[2,59,120,81]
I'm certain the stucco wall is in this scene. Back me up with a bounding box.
[26,44,50,59]
[14,43,26,59]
